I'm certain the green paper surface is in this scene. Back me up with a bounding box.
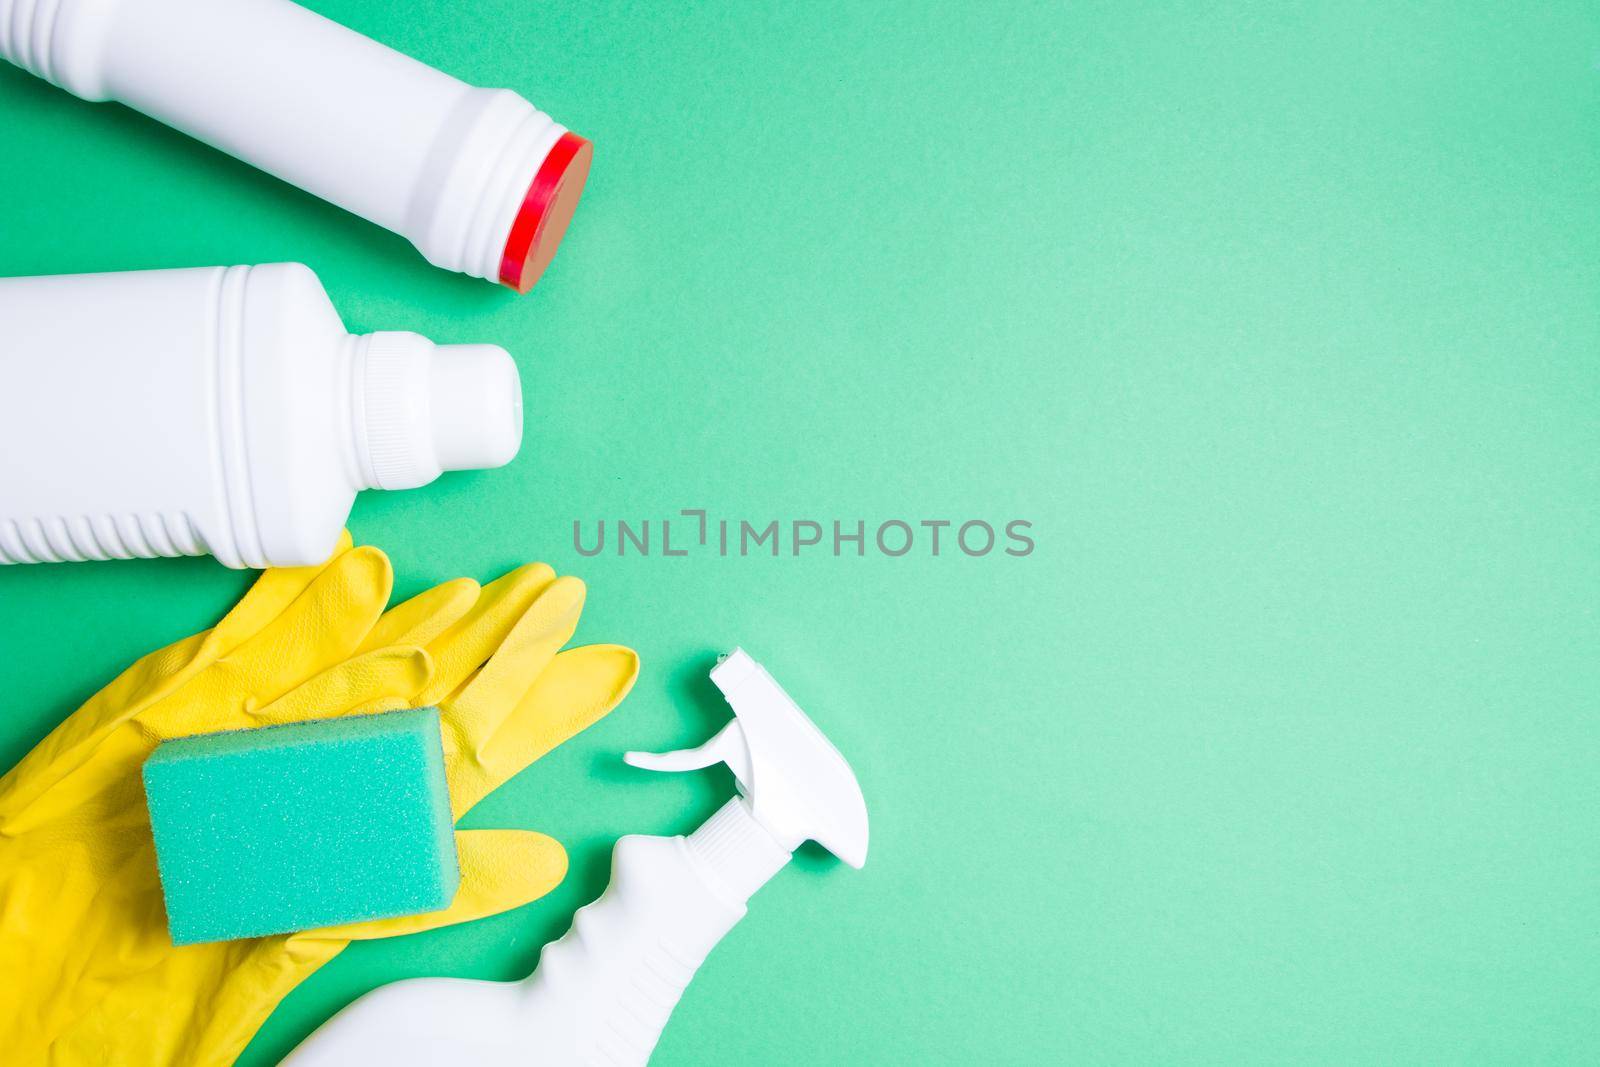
[1,1,1597,1063]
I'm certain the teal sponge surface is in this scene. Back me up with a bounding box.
[143,707,459,946]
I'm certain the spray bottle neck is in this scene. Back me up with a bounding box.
[685,796,793,905]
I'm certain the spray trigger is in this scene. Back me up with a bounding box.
[623,648,868,866]
[624,720,754,795]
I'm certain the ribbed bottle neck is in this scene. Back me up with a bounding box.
[686,797,793,905]
[357,332,431,490]
[344,332,428,491]
[0,0,65,86]
[413,90,566,281]
[345,331,524,492]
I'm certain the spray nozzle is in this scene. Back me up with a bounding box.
[624,648,869,868]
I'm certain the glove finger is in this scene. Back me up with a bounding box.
[203,530,358,658]
[0,537,362,812]
[439,578,587,774]
[247,647,434,729]
[142,546,395,735]
[1,541,387,816]
[303,829,567,943]
[450,644,639,818]
[358,577,480,656]
[0,630,206,814]
[415,563,558,706]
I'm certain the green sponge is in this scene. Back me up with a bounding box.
[143,707,459,946]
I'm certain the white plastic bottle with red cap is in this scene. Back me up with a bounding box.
[0,0,592,292]
[0,263,524,568]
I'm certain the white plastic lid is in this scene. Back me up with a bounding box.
[428,343,524,472]
[357,332,524,491]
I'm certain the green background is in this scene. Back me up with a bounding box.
[1,1,1596,1063]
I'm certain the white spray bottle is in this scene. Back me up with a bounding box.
[287,648,869,1066]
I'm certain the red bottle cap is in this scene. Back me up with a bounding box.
[498,131,593,294]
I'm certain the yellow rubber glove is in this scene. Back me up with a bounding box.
[0,538,638,1067]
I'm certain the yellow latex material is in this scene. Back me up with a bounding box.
[0,536,639,1067]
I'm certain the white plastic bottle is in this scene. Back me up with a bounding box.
[0,263,523,569]
[0,0,592,293]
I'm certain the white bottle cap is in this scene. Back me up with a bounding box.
[357,333,524,491]
[428,344,524,472]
